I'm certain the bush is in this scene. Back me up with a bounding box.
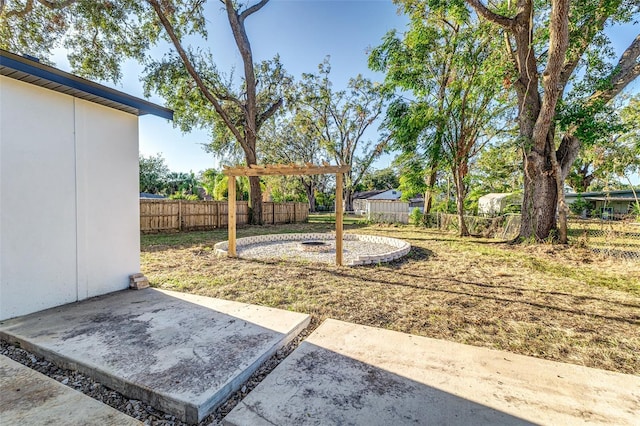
[569,194,588,216]
[409,207,425,226]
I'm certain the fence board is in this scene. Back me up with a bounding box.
[140,199,308,233]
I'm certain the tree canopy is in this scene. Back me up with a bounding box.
[371,1,514,235]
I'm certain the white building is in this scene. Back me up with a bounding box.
[478,193,523,216]
[0,50,172,320]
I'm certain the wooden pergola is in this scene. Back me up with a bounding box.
[222,163,350,265]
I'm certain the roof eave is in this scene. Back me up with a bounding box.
[0,49,173,120]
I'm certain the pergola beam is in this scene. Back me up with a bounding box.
[223,163,349,177]
[224,163,349,266]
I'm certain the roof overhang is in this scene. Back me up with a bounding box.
[0,49,173,120]
[583,197,635,202]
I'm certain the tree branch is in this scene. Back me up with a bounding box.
[239,0,269,23]
[224,0,258,138]
[588,33,640,106]
[256,98,283,130]
[559,2,613,88]
[466,0,515,29]
[38,0,76,9]
[2,0,33,17]
[147,0,248,153]
[532,0,570,147]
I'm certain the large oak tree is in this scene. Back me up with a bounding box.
[462,0,640,241]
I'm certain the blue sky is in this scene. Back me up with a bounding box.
[51,1,638,179]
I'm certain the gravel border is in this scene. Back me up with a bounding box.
[0,317,319,425]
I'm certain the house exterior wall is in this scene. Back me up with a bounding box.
[0,76,139,320]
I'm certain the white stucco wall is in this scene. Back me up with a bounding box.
[0,76,140,320]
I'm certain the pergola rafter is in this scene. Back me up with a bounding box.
[222,163,350,265]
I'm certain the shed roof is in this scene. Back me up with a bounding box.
[368,189,402,200]
[478,193,513,202]
[0,49,173,120]
[353,190,386,200]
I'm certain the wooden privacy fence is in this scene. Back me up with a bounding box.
[140,200,309,232]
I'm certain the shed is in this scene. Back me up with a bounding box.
[478,193,522,216]
[0,50,173,320]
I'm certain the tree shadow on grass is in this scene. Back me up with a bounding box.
[239,255,639,326]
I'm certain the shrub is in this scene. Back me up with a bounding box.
[409,207,425,226]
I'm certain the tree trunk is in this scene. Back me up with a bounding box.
[520,149,558,241]
[423,168,438,215]
[453,167,469,237]
[550,149,568,244]
[303,180,316,212]
[247,176,262,224]
[344,187,354,212]
[243,137,263,225]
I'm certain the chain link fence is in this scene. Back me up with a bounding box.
[422,212,640,261]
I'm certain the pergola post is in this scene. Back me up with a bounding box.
[228,176,237,257]
[335,172,343,266]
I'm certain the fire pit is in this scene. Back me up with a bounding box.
[214,233,411,266]
[300,240,333,253]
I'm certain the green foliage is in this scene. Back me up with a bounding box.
[164,171,199,197]
[396,157,428,200]
[299,58,391,207]
[139,153,170,194]
[199,168,219,197]
[470,138,522,194]
[265,176,308,203]
[211,175,250,201]
[0,0,161,82]
[358,167,400,191]
[409,207,426,226]
[168,192,199,200]
[567,95,640,192]
[315,191,336,212]
[371,2,515,230]
[432,198,456,214]
[569,194,589,216]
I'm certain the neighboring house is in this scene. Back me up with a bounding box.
[409,195,425,210]
[0,50,173,320]
[351,189,408,223]
[478,193,523,216]
[565,189,637,219]
[352,189,401,214]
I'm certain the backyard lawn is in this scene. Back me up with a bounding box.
[141,220,640,375]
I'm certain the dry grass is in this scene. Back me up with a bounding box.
[141,221,640,375]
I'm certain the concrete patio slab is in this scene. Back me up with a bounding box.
[224,319,640,425]
[0,289,310,424]
[0,355,141,425]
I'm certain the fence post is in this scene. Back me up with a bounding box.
[215,202,219,229]
[178,200,182,231]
